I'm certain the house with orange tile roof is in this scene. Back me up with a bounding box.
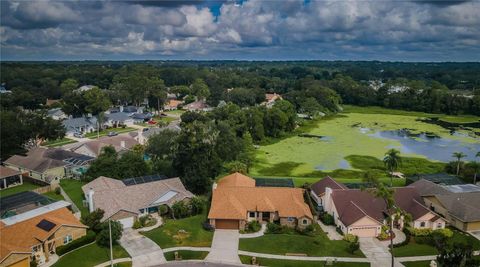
[262,93,283,108]
[164,99,183,110]
[0,201,87,266]
[208,173,313,230]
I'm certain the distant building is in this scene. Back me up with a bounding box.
[45,99,61,107]
[0,84,12,94]
[0,166,23,190]
[70,135,139,158]
[75,85,95,93]
[62,116,98,136]
[182,100,211,112]
[104,112,134,127]
[164,99,183,110]
[262,93,283,108]
[47,108,67,120]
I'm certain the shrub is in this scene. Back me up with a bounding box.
[343,234,358,243]
[132,219,142,229]
[138,215,149,226]
[54,187,61,195]
[393,228,411,248]
[30,260,38,267]
[172,201,190,219]
[336,226,343,235]
[246,220,261,233]
[96,221,122,247]
[158,205,169,215]
[81,209,105,233]
[347,240,360,254]
[300,224,316,236]
[433,228,453,238]
[56,230,96,256]
[415,235,434,245]
[407,227,432,237]
[189,197,206,215]
[320,212,335,225]
[266,222,281,234]
[202,221,214,231]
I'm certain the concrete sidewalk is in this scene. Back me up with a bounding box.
[360,237,405,267]
[120,229,166,267]
[239,223,266,239]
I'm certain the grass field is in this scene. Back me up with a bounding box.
[51,243,129,267]
[0,182,41,197]
[60,179,88,216]
[238,228,365,258]
[250,106,477,183]
[239,256,370,267]
[401,261,431,267]
[163,250,209,261]
[42,191,65,201]
[42,137,77,147]
[143,212,213,248]
[85,127,136,139]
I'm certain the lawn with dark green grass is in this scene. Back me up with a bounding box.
[0,182,41,197]
[164,250,209,261]
[392,240,438,257]
[142,213,213,248]
[85,127,136,139]
[42,138,77,147]
[51,243,129,267]
[42,191,65,201]
[239,256,370,267]
[450,228,480,250]
[401,261,431,267]
[60,179,88,216]
[239,229,365,257]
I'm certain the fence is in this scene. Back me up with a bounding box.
[32,184,59,194]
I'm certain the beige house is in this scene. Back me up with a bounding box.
[82,175,193,229]
[3,148,91,184]
[410,179,480,231]
[208,173,313,230]
[311,177,445,237]
[70,135,139,158]
[0,195,87,267]
[0,167,23,190]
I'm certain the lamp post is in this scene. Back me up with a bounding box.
[109,220,113,267]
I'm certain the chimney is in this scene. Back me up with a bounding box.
[120,140,126,148]
[88,188,95,212]
[212,182,217,190]
[119,106,124,112]
[324,187,332,213]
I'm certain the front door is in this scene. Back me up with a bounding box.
[262,212,270,222]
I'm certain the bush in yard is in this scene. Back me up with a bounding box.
[393,228,411,248]
[320,212,335,225]
[336,226,343,235]
[432,228,453,249]
[30,260,38,267]
[81,209,105,233]
[343,234,358,243]
[138,215,149,226]
[56,230,96,256]
[172,201,190,219]
[189,196,206,215]
[347,240,360,254]
[132,219,142,229]
[299,224,317,236]
[377,225,390,240]
[407,227,432,237]
[96,221,123,247]
[246,220,261,233]
[158,205,169,215]
[266,222,281,234]
[202,221,214,231]
[433,228,453,238]
[54,187,61,195]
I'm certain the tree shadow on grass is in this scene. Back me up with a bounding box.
[256,161,304,176]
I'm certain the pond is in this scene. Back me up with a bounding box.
[368,129,480,162]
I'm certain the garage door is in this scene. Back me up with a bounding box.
[118,217,134,229]
[349,227,377,237]
[215,219,239,229]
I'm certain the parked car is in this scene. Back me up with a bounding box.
[107,131,118,137]
[142,128,150,132]
[160,113,168,117]
[73,132,84,138]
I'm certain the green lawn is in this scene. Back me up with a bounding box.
[164,250,209,261]
[239,256,370,267]
[239,230,365,258]
[42,191,65,201]
[392,240,438,257]
[164,109,185,116]
[153,115,178,124]
[42,137,77,147]
[0,182,41,197]
[60,179,88,216]
[450,228,480,250]
[85,127,136,139]
[51,243,129,267]
[142,213,213,248]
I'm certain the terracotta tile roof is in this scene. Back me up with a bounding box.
[0,207,86,261]
[265,93,282,102]
[165,100,183,109]
[209,173,313,220]
[311,176,348,196]
[217,172,256,188]
[82,176,193,221]
[331,186,433,227]
[0,166,22,179]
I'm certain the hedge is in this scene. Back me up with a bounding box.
[56,230,96,256]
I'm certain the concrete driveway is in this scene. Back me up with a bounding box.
[120,229,166,267]
[359,237,405,267]
[205,230,241,264]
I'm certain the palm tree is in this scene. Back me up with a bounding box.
[470,162,480,185]
[452,152,466,175]
[383,149,402,187]
[362,175,397,267]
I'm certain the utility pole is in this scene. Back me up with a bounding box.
[109,220,113,267]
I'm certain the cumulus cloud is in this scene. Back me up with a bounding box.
[1,0,479,61]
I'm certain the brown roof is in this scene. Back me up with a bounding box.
[311,176,348,196]
[217,172,255,188]
[0,166,22,179]
[183,100,209,110]
[331,187,433,227]
[45,99,61,106]
[0,207,86,261]
[265,93,282,102]
[4,147,80,173]
[72,135,139,157]
[82,176,194,221]
[209,173,313,220]
[165,100,183,109]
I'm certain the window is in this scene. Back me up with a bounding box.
[302,219,308,225]
[287,217,294,222]
[63,235,73,244]
[249,212,255,218]
[437,222,443,228]
[420,222,425,227]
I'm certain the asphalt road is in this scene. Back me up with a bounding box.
[156,262,242,267]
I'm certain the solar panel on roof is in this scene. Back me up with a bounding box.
[36,219,56,232]
[254,178,294,188]
[121,174,169,186]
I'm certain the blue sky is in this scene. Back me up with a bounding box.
[1,0,479,61]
